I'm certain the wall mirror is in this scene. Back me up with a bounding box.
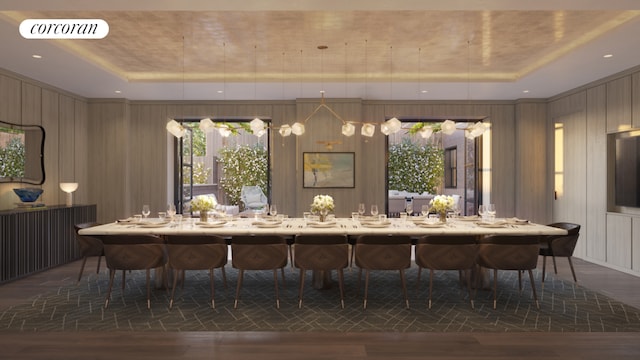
[0,120,45,185]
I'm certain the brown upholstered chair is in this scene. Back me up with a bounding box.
[165,235,228,309]
[74,222,104,284]
[293,234,349,308]
[231,235,288,309]
[539,222,581,282]
[477,235,541,310]
[415,235,478,309]
[354,234,412,309]
[99,234,167,309]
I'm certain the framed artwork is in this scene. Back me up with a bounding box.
[303,152,355,188]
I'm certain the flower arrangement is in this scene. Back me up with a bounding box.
[429,195,455,215]
[310,194,335,214]
[190,195,217,212]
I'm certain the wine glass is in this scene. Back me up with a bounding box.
[142,205,150,219]
[167,203,176,219]
[405,203,413,216]
[269,204,277,216]
[370,204,379,217]
[486,204,496,217]
[478,204,487,220]
[358,203,365,217]
[421,204,430,217]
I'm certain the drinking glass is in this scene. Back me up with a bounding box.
[486,204,496,217]
[478,205,487,220]
[158,212,166,221]
[167,203,176,219]
[358,203,365,217]
[421,204,430,217]
[269,204,277,216]
[405,203,413,216]
[370,204,379,217]
[142,205,150,218]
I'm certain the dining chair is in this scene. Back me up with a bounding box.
[73,222,104,284]
[539,222,581,282]
[293,234,349,308]
[99,234,167,309]
[354,234,412,309]
[414,235,478,309]
[231,235,288,309]
[477,235,541,310]
[165,235,228,309]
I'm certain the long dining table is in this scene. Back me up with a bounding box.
[79,215,567,290]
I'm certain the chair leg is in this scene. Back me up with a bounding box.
[465,269,474,309]
[528,269,540,309]
[210,268,215,309]
[96,255,102,274]
[363,270,370,309]
[169,269,180,309]
[542,255,547,282]
[337,268,345,309]
[416,266,422,290]
[221,266,228,289]
[552,254,558,274]
[280,267,286,289]
[298,268,306,309]
[400,269,409,309]
[428,269,434,309]
[493,269,498,310]
[518,270,523,293]
[273,269,280,309]
[567,257,578,282]
[234,269,244,309]
[146,269,151,309]
[104,269,116,308]
[77,256,88,284]
[121,271,126,291]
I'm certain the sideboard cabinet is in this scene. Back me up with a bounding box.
[0,204,97,283]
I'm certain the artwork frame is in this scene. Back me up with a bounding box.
[303,152,355,188]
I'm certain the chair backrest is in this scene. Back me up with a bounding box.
[231,235,287,270]
[165,235,228,270]
[99,235,167,271]
[294,234,349,270]
[240,185,268,209]
[74,222,104,257]
[415,235,478,270]
[355,234,412,270]
[547,222,581,257]
[477,235,540,271]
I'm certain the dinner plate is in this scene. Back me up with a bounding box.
[308,222,337,228]
[362,222,391,228]
[458,216,479,221]
[409,217,427,223]
[255,223,281,228]
[418,223,446,228]
[476,222,507,228]
[138,222,169,228]
[197,220,227,228]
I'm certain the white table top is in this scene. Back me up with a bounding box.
[79,216,567,237]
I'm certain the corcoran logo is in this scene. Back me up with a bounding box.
[19,19,109,39]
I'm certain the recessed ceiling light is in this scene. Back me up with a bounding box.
[114,90,121,94]
[603,54,613,58]
[421,90,428,93]
[32,54,42,59]
[217,90,224,94]
[523,90,530,93]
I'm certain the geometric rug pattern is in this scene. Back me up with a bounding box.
[2,265,640,332]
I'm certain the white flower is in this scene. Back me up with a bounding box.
[190,195,217,212]
[310,194,335,213]
[429,195,455,214]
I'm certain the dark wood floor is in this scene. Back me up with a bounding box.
[1,256,640,359]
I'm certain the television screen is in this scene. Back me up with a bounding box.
[615,132,640,207]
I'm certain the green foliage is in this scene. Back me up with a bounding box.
[184,123,207,157]
[192,162,211,184]
[388,138,444,194]
[218,144,268,206]
[0,136,25,178]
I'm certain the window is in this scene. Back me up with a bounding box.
[444,146,457,188]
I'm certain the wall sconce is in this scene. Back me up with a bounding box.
[59,182,78,207]
[166,119,186,138]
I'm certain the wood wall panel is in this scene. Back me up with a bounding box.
[606,75,632,133]
[585,85,607,262]
[633,72,640,129]
[633,217,640,272]
[488,104,516,218]
[40,89,59,207]
[606,213,632,269]
[73,100,89,206]
[514,101,548,223]
[0,73,21,123]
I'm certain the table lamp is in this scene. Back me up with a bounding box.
[59,182,79,206]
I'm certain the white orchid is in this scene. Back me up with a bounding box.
[190,195,217,212]
[429,195,455,214]
[310,194,335,213]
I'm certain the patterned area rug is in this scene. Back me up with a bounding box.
[1,265,640,332]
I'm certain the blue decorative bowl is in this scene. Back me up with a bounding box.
[13,188,44,202]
